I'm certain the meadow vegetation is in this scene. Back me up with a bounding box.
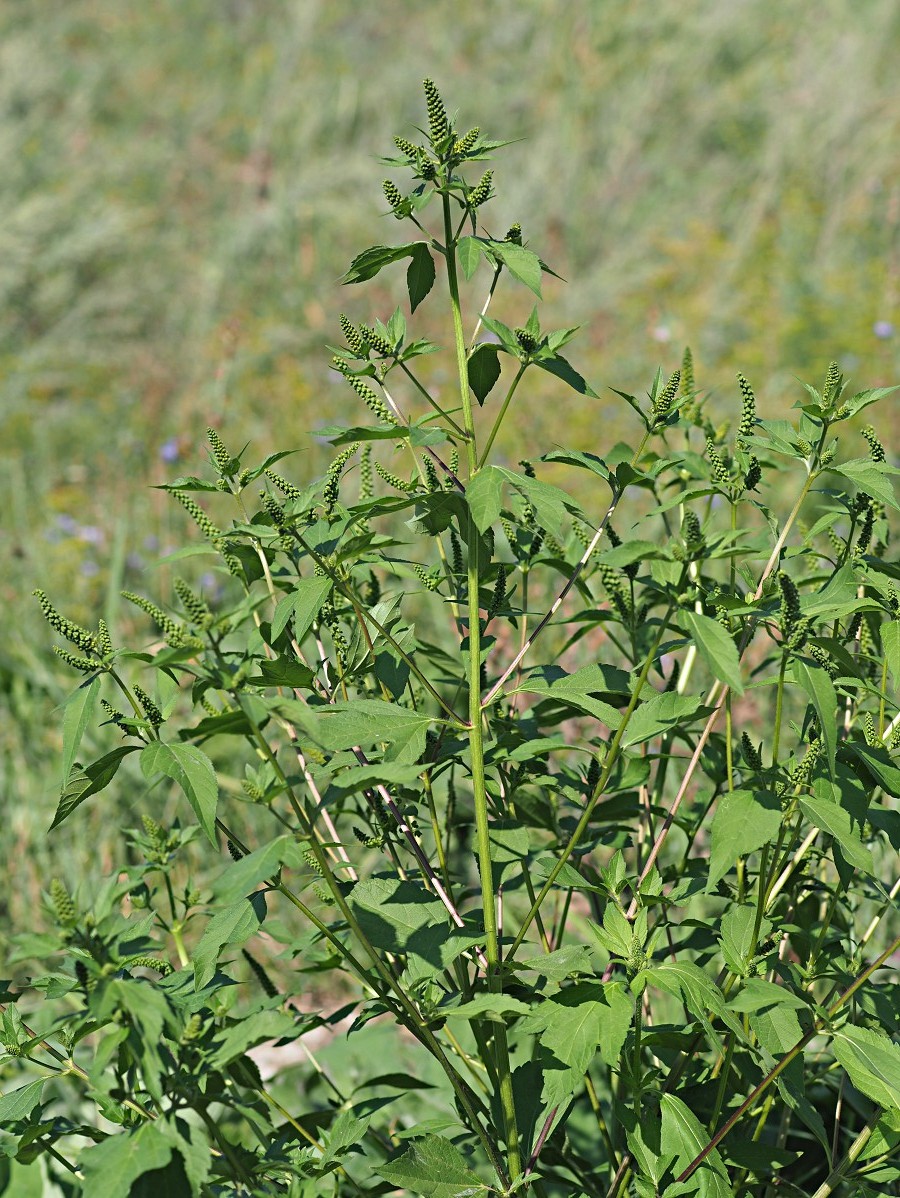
[1,61,899,1196]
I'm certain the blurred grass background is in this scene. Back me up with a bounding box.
[2,0,899,935]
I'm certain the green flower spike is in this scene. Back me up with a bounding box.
[339,314,366,356]
[207,427,232,475]
[422,78,449,145]
[736,373,756,439]
[172,491,222,542]
[468,169,493,208]
[652,370,681,423]
[33,590,96,653]
[49,878,76,927]
[705,438,730,486]
[382,179,404,213]
[264,469,304,503]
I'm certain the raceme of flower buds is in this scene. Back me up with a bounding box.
[469,170,493,207]
[173,491,221,541]
[822,360,842,407]
[54,645,99,673]
[393,135,421,160]
[49,878,76,927]
[361,326,394,356]
[453,127,480,156]
[207,427,232,475]
[736,374,756,439]
[33,590,96,653]
[652,370,680,422]
[265,469,304,503]
[705,440,730,487]
[339,314,366,355]
[778,571,802,633]
[382,179,404,212]
[861,425,886,463]
[134,685,164,730]
[422,78,449,144]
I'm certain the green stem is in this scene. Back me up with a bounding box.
[479,364,527,467]
[443,187,522,1185]
[508,600,679,958]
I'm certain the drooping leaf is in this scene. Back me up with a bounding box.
[342,242,422,285]
[193,896,264,989]
[799,792,874,873]
[270,576,332,643]
[660,1094,729,1180]
[881,620,900,693]
[832,1025,900,1112]
[466,465,505,531]
[535,354,598,398]
[378,1134,489,1198]
[467,343,502,406]
[213,836,303,904]
[61,675,100,785]
[51,746,140,831]
[278,697,433,761]
[141,742,218,844]
[0,1078,47,1122]
[680,610,744,695]
[486,240,543,296]
[407,243,436,312]
[829,459,900,511]
[707,789,782,889]
[623,692,706,748]
[457,236,483,280]
[794,661,837,777]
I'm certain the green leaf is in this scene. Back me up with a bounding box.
[407,243,436,313]
[882,620,900,693]
[622,692,705,748]
[467,343,502,406]
[486,240,543,296]
[799,792,874,873]
[535,354,598,398]
[680,610,743,695]
[841,385,900,419]
[213,835,303,904]
[248,656,315,689]
[342,242,421,284]
[141,742,219,844]
[718,905,766,976]
[270,576,332,643]
[0,1078,47,1122]
[708,789,782,890]
[828,459,900,511]
[61,675,100,786]
[466,465,505,532]
[646,961,741,1036]
[512,664,626,727]
[598,539,662,568]
[750,1005,803,1056]
[441,994,531,1022]
[51,746,140,831]
[457,236,483,280]
[320,1108,372,1170]
[209,1008,299,1067]
[378,1134,488,1198]
[794,661,838,777]
[79,1122,173,1198]
[492,465,584,539]
[279,698,433,760]
[522,981,632,1085]
[660,1094,729,1179]
[193,897,263,989]
[541,447,612,483]
[832,1025,900,1112]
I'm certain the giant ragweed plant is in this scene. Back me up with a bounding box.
[4,80,900,1198]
